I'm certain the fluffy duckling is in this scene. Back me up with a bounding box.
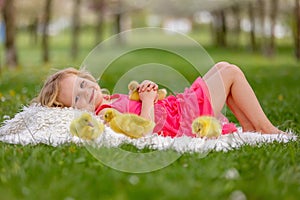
[192,116,222,138]
[128,80,167,102]
[128,80,140,101]
[70,112,104,140]
[103,108,155,138]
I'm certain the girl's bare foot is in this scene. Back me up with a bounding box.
[260,126,287,135]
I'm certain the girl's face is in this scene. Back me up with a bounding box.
[57,75,103,111]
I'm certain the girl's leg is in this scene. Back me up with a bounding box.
[204,62,255,131]
[203,62,281,134]
[226,93,255,131]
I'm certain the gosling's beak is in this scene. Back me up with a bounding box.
[88,122,94,127]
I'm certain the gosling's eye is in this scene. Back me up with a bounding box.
[80,80,85,88]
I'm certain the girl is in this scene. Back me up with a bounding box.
[33,61,283,137]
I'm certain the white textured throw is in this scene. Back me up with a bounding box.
[0,105,296,153]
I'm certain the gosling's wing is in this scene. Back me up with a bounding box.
[130,115,155,137]
[91,118,105,138]
[128,115,153,126]
[211,121,222,137]
[70,118,80,136]
[91,117,104,131]
[109,118,126,133]
[112,115,137,133]
[79,126,94,140]
[111,114,154,138]
[125,123,144,138]
[203,118,221,137]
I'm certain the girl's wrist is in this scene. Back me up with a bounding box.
[140,99,155,121]
[141,98,155,104]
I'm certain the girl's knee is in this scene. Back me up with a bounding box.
[229,64,244,77]
[216,62,244,76]
[215,61,230,70]
[215,62,244,78]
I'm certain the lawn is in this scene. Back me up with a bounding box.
[0,29,300,200]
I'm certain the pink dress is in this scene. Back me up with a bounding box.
[95,77,237,137]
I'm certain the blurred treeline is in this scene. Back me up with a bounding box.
[0,0,299,69]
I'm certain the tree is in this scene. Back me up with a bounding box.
[2,0,18,68]
[248,1,257,51]
[212,9,227,47]
[111,0,126,44]
[95,0,106,44]
[88,0,107,44]
[71,0,81,59]
[267,0,279,56]
[257,0,266,52]
[41,0,53,63]
[231,3,241,47]
[295,0,300,60]
[28,17,38,45]
[0,0,3,71]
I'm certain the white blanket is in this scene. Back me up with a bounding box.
[0,105,296,153]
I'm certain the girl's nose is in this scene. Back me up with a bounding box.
[83,88,89,98]
[77,88,89,99]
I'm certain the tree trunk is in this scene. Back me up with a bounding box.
[28,17,38,45]
[114,0,126,44]
[114,13,126,44]
[295,0,300,60]
[2,0,18,68]
[0,21,3,71]
[71,0,81,59]
[257,0,266,52]
[248,2,256,51]
[42,0,52,63]
[115,13,122,34]
[212,10,227,47]
[211,11,220,46]
[95,1,105,44]
[231,4,241,47]
[267,0,279,56]
[220,10,227,47]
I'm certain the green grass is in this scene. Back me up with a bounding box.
[0,29,300,200]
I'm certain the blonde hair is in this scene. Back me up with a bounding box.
[32,67,97,107]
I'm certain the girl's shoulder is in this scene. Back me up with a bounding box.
[95,94,128,115]
[95,104,112,115]
[107,94,127,101]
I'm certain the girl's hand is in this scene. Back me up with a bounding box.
[139,89,157,103]
[138,80,158,93]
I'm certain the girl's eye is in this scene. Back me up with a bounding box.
[75,96,79,103]
[80,80,85,88]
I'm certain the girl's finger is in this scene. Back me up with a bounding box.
[139,84,147,92]
[147,83,157,91]
[139,81,157,92]
[141,82,151,91]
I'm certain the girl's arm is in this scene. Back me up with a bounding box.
[139,90,156,121]
[138,80,158,121]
